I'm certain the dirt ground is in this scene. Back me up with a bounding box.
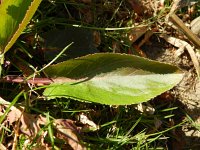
[142,36,200,149]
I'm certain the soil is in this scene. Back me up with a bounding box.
[142,36,200,149]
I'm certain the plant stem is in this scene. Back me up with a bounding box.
[0,75,53,85]
[0,53,4,77]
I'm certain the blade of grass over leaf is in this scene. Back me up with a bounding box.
[43,53,183,105]
[46,112,55,148]
[0,91,24,126]
[39,42,74,72]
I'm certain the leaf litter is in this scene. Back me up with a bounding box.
[0,97,88,149]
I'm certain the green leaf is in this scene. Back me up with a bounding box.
[0,0,42,53]
[43,53,183,105]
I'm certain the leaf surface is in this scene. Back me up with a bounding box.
[43,53,183,105]
[0,0,42,53]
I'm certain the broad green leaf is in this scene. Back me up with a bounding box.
[43,53,183,105]
[0,0,42,53]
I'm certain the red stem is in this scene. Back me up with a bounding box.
[0,75,53,85]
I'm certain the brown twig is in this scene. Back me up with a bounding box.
[169,13,200,48]
[0,75,53,85]
[0,75,84,85]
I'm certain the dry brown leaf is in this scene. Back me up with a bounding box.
[138,30,153,48]
[0,97,48,148]
[159,0,165,8]
[81,0,91,4]
[132,44,147,57]
[93,31,101,48]
[134,103,155,115]
[20,114,46,137]
[127,0,153,17]
[0,104,5,116]
[126,26,148,43]
[6,106,22,124]
[169,14,200,48]
[0,144,6,150]
[81,8,93,23]
[1,98,86,149]
[160,34,200,77]
[77,113,99,132]
[6,106,46,137]
[170,0,198,15]
[127,0,144,16]
[32,145,51,150]
[154,117,162,129]
[23,131,51,150]
[191,16,200,38]
[112,41,121,53]
[54,119,86,150]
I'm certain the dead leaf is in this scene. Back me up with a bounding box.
[127,0,153,17]
[6,106,47,137]
[134,103,155,115]
[126,26,148,43]
[112,41,121,53]
[138,30,153,48]
[160,34,200,77]
[132,44,147,57]
[81,8,93,23]
[0,144,6,150]
[154,117,162,129]
[20,114,46,137]
[93,31,101,47]
[170,0,198,15]
[1,98,87,149]
[168,14,200,48]
[81,0,91,4]
[191,16,200,38]
[77,113,99,132]
[6,107,22,124]
[54,119,85,150]
[0,104,5,116]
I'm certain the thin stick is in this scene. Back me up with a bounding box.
[0,75,84,85]
[0,75,53,85]
[169,13,200,48]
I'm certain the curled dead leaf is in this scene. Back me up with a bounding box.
[54,119,86,150]
[7,108,47,137]
[191,16,200,38]
[20,114,47,137]
[126,26,148,43]
[127,0,153,17]
[134,103,155,115]
[77,113,99,132]
[160,34,200,77]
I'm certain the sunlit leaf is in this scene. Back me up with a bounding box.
[0,0,42,53]
[43,53,183,105]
